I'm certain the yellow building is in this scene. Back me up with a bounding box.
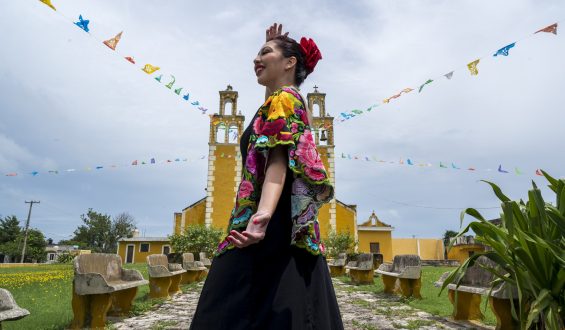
[174,85,358,242]
[357,211,394,262]
[447,236,485,264]
[117,237,171,264]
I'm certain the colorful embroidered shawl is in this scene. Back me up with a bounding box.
[216,86,334,256]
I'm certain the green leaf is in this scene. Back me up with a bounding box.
[481,180,511,202]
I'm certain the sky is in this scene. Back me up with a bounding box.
[1,0,563,242]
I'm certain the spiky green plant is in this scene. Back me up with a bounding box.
[441,170,565,329]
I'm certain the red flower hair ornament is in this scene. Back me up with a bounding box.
[299,37,322,74]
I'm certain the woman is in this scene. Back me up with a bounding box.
[189,23,344,330]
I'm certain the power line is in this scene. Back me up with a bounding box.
[385,199,499,210]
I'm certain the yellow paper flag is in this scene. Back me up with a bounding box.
[142,64,160,74]
[103,31,123,50]
[467,59,480,76]
[39,0,56,10]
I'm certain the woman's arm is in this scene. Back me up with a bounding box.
[264,23,288,101]
[228,146,287,248]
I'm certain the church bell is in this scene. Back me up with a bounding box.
[320,129,327,142]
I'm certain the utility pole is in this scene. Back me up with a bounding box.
[20,200,40,263]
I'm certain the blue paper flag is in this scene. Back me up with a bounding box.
[498,165,509,173]
[191,101,200,106]
[407,159,414,165]
[183,93,190,101]
[74,15,90,33]
[493,43,516,57]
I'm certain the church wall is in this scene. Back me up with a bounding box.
[391,238,444,261]
[174,213,182,235]
[335,203,356,235]
[182,200,206,230]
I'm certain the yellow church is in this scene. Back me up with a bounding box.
[118,85,445,263]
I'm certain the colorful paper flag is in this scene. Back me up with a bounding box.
[103,31,123,50]
[125,56,135,64]
[96,166,103,170]
[452,163,460,169]
[5,173,17,177]
[418,79,433,93]
[31,171,39,176]
[493,43,515,57]
[351,109,363,115]
[535,23,558,35]
[74,15,90,33]
[132,160,138,165]
[39,0,56,11]
[514,167,522,175]
[191,101,200,106]
[467,59,480,76]
[535,169,543,176]
[183,93,190,101]
[154,74,163,82]
[407,159,414,165]
[444,71,454,80]
[150,158,156,164]
[165,75,175,89]
[174,87,183,95]
[142,64,160,74]
[498,165,509,173]
[440,162,447,168]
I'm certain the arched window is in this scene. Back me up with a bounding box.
[215,123,226,143]
[311,103,321,118]
[228,124,239,144]
[318,125,328,146]
[224,101,233,115]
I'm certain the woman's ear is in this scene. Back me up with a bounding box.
[285,56,297,71]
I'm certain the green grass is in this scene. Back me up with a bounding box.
[0,263,201,330]
[338,266,497,326]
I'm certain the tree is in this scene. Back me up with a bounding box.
[0,227,47,263]
[67,209,136,253]
[169,224,224,257]
[324,230,357,259]
[0,215,21,244]
[442,229,458,259]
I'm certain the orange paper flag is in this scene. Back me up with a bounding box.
[103,31,123,50]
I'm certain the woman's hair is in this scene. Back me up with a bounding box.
[272,35,309,87]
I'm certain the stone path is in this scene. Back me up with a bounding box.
[111,279,492,330]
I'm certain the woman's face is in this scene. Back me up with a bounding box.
[253,41,290,87]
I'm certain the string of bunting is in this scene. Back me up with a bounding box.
[335,152,550,177]
[38,0,208,113]
[335,22,559,124]
[3,152,550,178]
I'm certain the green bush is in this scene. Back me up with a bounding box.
[168,224,224,258]
[442,171,565,329]
[56,252,75,264]
[324,230,357,259]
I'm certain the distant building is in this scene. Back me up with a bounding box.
[45,245,90,263]
[447,235,486,264]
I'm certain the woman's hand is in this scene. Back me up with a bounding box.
[266,23,289,42]
[227,211,271,248]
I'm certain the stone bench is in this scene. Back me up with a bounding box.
[376,254,422,298]
[147,254,186,299]
[435,256,519,329]
[328,253,347,277]
[345,253,374,285]
[198,252,212,269]
[0,288,30,329]
[71,253,148,329]
[372,253,384,270]
[181,253,207,284]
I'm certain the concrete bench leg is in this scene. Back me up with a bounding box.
[349,269,374,285]
[183,271,201,284]
[108,287,138,316]
[196,269,207,282]
[71,291,112,330]
[329,266,346,277]
[448,290,483,320]
[398,278,422,299]
[149,277,172,299]
[169,274,183,295]
[489,297,519,330]
[381,274,397,294]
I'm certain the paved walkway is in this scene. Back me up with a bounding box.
[111,279,492,330]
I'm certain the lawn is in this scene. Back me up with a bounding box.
[0,263,193,330]
[339,266,497,326]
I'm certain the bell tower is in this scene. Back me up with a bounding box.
[307,86,338,238]
[204,85,245,229]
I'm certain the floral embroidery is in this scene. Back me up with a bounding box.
[216,86,334,256]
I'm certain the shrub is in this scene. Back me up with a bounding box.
[441,171,565,329]
[56,252,75,264]
[169,224,224,258]
[324,230,357,259]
